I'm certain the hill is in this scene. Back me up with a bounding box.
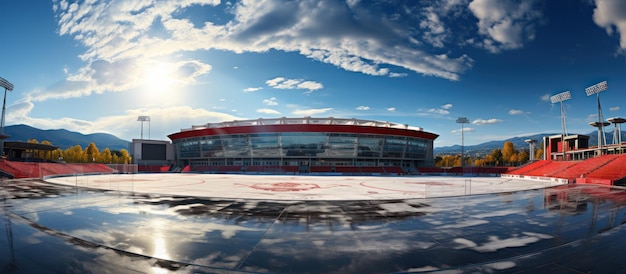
[3,124,130,151]
[434,131,626,156]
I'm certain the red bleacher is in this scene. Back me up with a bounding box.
[585,155,626,181]
[506,160,552,175]
[518,161,578,177]
[551,155,619,180]
[138,165,171,172]
[383,166,405,174]
[505,155,626,185]
[0,160,116,179]
[310,166,333,172]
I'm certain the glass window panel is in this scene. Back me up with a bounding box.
[357,136,382,157]
[281,133,326,156]
[222,135,250,157]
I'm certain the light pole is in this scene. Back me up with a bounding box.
[456,117,469,173]
[585,81,608,155]
[137,116,151,140]
[550,91,571,160]
[0,77,14,158]
[525,139,537,162]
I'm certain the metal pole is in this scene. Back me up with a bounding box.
[597,93,605,154]
[561,101,567,160]
[461,123,465,172]
[0,88,7,156]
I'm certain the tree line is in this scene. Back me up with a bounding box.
[435,141,544,167]
[26,139,132,164]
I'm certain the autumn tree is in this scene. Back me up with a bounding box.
[63,145,85,163]
[484,155,496,166]
[99,148,113,163]
[518,150,530,163]
[535,147,544,160]
[85,142,100,162]
[502,141,516,164]
[491,149,503,166]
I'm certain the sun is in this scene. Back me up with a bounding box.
[140,62,179,95]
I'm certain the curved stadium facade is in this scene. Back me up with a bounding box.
[167,117,438,174]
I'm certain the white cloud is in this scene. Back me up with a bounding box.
[428,108,450,115]
[263,97,278,105]
[265,77,285,87]
[540,94,550,102]
[451,127,475,134]
[387,107,396,112]
[297,81,324,91]
[244,87,263,93]
[53,0,474,85]
[468,0,542,53]
[292,108,334,116]
[389,73,408,78]
[508,109,525,115]
[610,106,620,111]
[257,108,281,114]
[265,77,324,94]
[426,103,453,115]
[472,118,503,125]
[356,106,370,110]
[593,0,626,53]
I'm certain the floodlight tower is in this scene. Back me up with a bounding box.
[456,117,470,172]
[0,77,14,157]
[550,91,571,159]
[137,116,151,140]
[525,139,537,161]
[607,117,626,145]
[585,81,608,154]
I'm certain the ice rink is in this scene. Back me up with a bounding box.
[3,174,625,273]
[44,173,565,200]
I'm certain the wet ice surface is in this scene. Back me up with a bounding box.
[2,178,626,273]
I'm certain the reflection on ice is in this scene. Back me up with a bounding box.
[3,179,626,273]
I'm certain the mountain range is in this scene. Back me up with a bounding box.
[434,131,626,156]
[3,124,130,151]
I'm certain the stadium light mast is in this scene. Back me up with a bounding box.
[0,77,14,158]
[585,81,608,155]
[608,117,626,145]
[550,91,572,160]
[525,139,537,162]
[456,117,469,173]
[137,116,151,140]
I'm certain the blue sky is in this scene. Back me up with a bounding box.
[1,0,626,148]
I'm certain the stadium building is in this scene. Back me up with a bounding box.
[167,117,438,174]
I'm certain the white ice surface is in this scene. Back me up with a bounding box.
[45,174,565,201]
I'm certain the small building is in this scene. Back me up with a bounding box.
[130,139,175,167]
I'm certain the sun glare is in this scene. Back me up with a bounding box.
[141,62,179,95]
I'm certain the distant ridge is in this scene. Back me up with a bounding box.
[434,131,626,155]
[3,124,130,151]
